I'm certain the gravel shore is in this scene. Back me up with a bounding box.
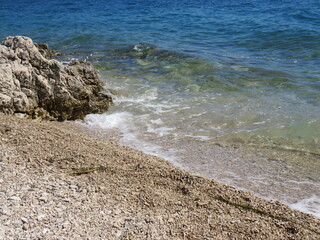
[0,113,319,239]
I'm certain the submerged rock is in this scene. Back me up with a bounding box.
[0,36,112,120]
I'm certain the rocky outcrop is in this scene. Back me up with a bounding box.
[0,36,112,120]
[34,42,62,59]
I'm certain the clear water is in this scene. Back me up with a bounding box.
[1,0,319,217]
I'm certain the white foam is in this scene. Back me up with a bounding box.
[146,125,175,137]
[145,118,175,137]
[142,102,180,114]
[83,111,182,167]
[150,118,164,125]
[189,112,206,118]
[84,112,133,130]
[253,121,267,125]
[290,195,320,218]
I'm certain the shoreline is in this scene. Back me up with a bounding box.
[80,112,320,218]
[1,113,319,239]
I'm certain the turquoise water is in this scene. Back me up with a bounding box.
[1,0,319,216]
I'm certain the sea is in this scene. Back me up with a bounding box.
[1,0,319,217]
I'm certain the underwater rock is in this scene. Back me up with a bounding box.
[0,36,112,120]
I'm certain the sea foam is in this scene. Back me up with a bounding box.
[290,196,320,218]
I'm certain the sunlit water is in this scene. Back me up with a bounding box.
[1,0,319,217]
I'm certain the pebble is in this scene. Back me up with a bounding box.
[8,196,21,201]
[0,216,8,222]
[113,209,122,215]
[37,214,46,221]
[115,230,122,239]
[21,217,28,223]
[12,220,22,228]
[1,207,11,215]
[168,218,174,223]
[22,223,28,230]
[62,221,71,230]
[39,195,48,202]
[0,225,5,239]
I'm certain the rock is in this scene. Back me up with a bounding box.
[8,196,21,201]
[113,209,122,215]
[39,194,49,203]
[62,221,71,230]
[0,36,112,120]
[115,230,122,239]
[37,214,46,221]
[22,223,28,231]
[0,226,6,240]
[34,43,62,59]
[20,217,28,223]
[0,207,11,215]
[69,184,78,190]
[12,219,22,228]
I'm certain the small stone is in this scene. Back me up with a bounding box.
[113,209,121,215]
[3,220,11,226]
[8,196,21,201]
[156,216,164,225]
[0,227,5,240]
[14,113,26,119]
[39,194,48,202]
[22,223,28,231]
[105,210,112,215]
[31,232,42,239]
[0,216,8,222]
[55,207,63,212]
[21,217,28,223]
[115,230,122,239]
[37,214,46,221]
[13,220,22,228]
[62,221,70,230]
[1,207,11,215]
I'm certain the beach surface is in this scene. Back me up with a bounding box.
[0,113,319,239]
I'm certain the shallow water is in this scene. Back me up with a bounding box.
[1,0,319,217]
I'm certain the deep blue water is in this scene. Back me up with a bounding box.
[2,0,320,60]
[1,0,320,216]
[1,0,319,109]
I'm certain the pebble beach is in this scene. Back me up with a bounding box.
[1,113,319,239]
